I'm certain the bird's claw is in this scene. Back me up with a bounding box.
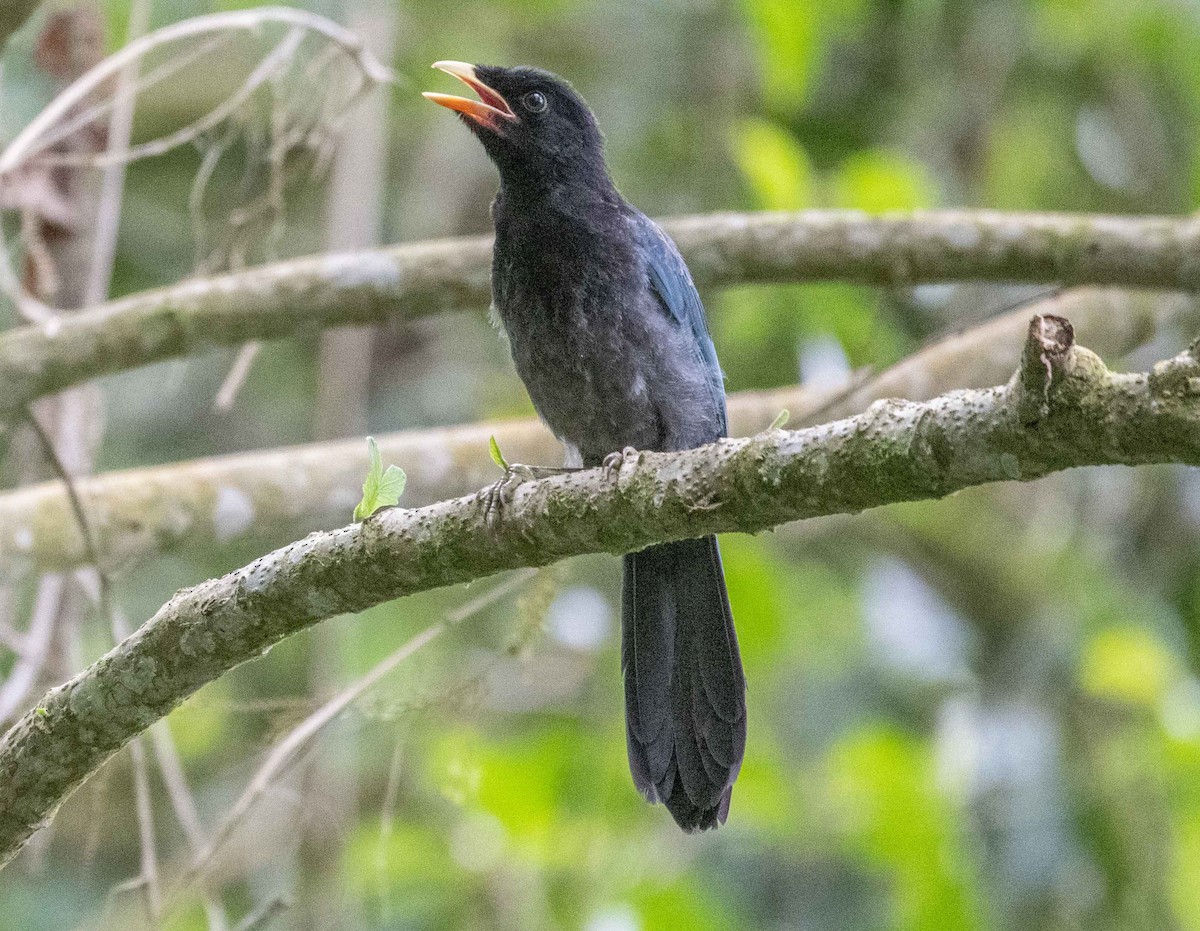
[483,463,539,529]
[602,446,640,482]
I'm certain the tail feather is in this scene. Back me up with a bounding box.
[622,536,746,831]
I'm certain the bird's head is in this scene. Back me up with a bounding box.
[424,61,610,192]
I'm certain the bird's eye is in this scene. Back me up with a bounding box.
[521,91,548,113]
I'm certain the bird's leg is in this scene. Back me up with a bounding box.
[602,446,641,482]
[483,445,639,528]
[482,463,576,529]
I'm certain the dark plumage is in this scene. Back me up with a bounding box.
[426,62,746,830]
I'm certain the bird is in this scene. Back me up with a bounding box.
[425,61,746,831]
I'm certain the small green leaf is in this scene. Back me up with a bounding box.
[377,464,406,502]
[354,437,407,521]
[768,409,790,431]
[489,435,509,471]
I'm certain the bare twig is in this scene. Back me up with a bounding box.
[127,736,162,922]
[50,24,309,170]
[21,33,236,161]
[185,568,533,887]
[0,7,395,324]
[0,8,392,177]
[81,0,151,310]
[21,410,112,616]
[148,723,205,850]
[0,7,112,731]
[233,895,290,931]
[24,419,164,921]
[375,724,407,920]
[32,398,230,928]
[212,343,263,413]
[0,574,65,722]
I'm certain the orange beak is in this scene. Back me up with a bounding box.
[423,61,516,131]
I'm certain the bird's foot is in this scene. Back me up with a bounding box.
[482,463,572,529]
[602,446,641,482]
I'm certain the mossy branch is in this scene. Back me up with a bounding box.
[1,210,1198,434]
[2,317,1200,866]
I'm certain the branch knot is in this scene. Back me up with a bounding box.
[1149,337,1200,399]
[1017,314,1075,425]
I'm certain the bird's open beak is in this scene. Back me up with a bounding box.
[423,61,516,131]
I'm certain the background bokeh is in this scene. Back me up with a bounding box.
[3,1,1200,929]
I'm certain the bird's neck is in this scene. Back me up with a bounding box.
[491,174,634,289]
[496,155,621,211]
[495,178,623,246]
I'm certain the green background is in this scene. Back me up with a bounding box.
[3,0,1200,929]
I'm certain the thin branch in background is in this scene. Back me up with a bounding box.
[0,8,394,320]
[149,721,230,931]
[0,5,110,738]
[0,8,392,174]
[39,447,229,929]
[81,0,151,309]
[204,11,389,411]
[127,736,162,922]
[181,568,537,896]
[148,724,205,851]
[81,762,111,867]
[375,723,408,922]
[213,342,262,412]
[103,874,152,925]
[23,417,164,922]
[232,895,291,931]
[26,420,166,924]
[0,7,106,323]
[0,574,65,723]
[48,24,309,171]
[21,33,236,160]
[296,4,397,922]
[21,409,112,613]
[189,628,437,879]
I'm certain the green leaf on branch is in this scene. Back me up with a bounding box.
[489,435,509,471]
[354,437,406,521]
[768,409,790,431]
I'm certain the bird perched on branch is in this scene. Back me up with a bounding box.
[425,62,745,831]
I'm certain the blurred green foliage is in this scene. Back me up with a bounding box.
[3,0,1200,930]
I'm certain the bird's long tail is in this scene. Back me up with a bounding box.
[622,536,746,831]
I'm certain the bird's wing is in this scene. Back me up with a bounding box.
[630,213,728,436]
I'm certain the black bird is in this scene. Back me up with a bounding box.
[426,62,746,831]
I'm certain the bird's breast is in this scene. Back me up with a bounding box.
[490,231,664,459]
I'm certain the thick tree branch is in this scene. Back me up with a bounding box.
[1,210,1198,432]
[0,286,1179,576]
[1,317,1199,866]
